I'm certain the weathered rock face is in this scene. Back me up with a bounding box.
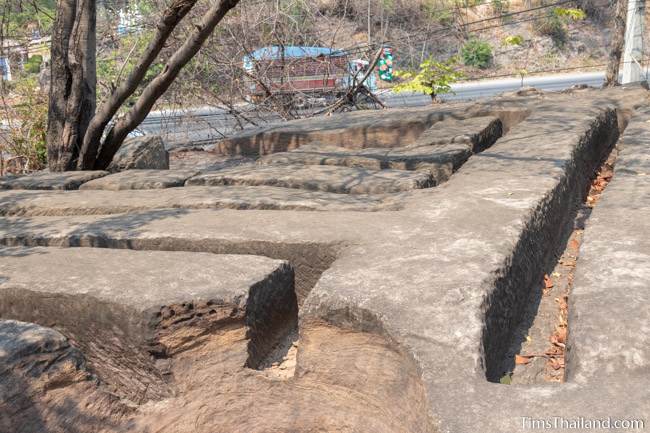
[0,320,84,380]
[0,320,124,433]
[0,247,296,404]
[1,87,650,433]
[108,136,170,172]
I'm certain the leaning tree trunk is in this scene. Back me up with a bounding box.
[77,0,200,170]
[94,0,241,169]
[46,0,96,171]
[605,0,627,87]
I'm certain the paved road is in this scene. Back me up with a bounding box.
[384,71,610,107]
[141,71,612,148]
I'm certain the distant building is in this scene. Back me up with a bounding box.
[0,57,11,81]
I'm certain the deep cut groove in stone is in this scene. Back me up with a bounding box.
[481,108,621,383]
[244,265,298,371]
[506,148,618,384]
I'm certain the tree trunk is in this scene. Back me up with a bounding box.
[77,0,199,170]
[605,0,627,87]
[46,0,96,171]
[94,0,241,170]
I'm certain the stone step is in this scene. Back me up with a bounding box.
[215,108,444,155]
[0,246,295,402]
[412,115,503,151]
[0,170,108,190]
[258,142,469,174]
[79,169,199,190]
[186,164,435,194]
[0,185,395,216]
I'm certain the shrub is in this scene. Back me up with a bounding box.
[23,55,43,74]
[534,8,585,48]
[461,39,492,69]
[0,78,48,174]
[534,12,567,47]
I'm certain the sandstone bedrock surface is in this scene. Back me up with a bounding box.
[0,86,648,433]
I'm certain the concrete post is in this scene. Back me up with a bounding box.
[622,0,646,83]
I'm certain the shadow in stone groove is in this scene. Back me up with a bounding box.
[504,202,594,383]
[480,107,621,383]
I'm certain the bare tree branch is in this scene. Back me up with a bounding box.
[78,0,201,169]
[94,0,242,169]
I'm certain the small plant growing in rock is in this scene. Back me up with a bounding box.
[461,39,493,69]
[393,56,464,103]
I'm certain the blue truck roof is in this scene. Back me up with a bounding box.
[243,46,345,70]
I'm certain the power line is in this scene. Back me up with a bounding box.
[336,0,632,58]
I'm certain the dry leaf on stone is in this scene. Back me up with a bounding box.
[515,354,532,365]
[543,274,554,294]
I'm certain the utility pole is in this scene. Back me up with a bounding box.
[622,0,646,83]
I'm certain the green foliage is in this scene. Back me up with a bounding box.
[534,12,567,47]
[1,77,48,172]
[503,34,524,46]
[393,56,463,101]
[461,39,493,69]
[534,7,586,48]
[23,55,43,74]
[3,0,56,39]
[554,7,587,21]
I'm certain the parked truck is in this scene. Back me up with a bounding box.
[242,45,378,106]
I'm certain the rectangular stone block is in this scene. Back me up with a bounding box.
[186,164,434,194]
[0,171,108,190]
[79,169,198,190]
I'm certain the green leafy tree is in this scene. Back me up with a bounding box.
[393,57,464,103]
[461,39,493,69]
[3,0,56,39]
